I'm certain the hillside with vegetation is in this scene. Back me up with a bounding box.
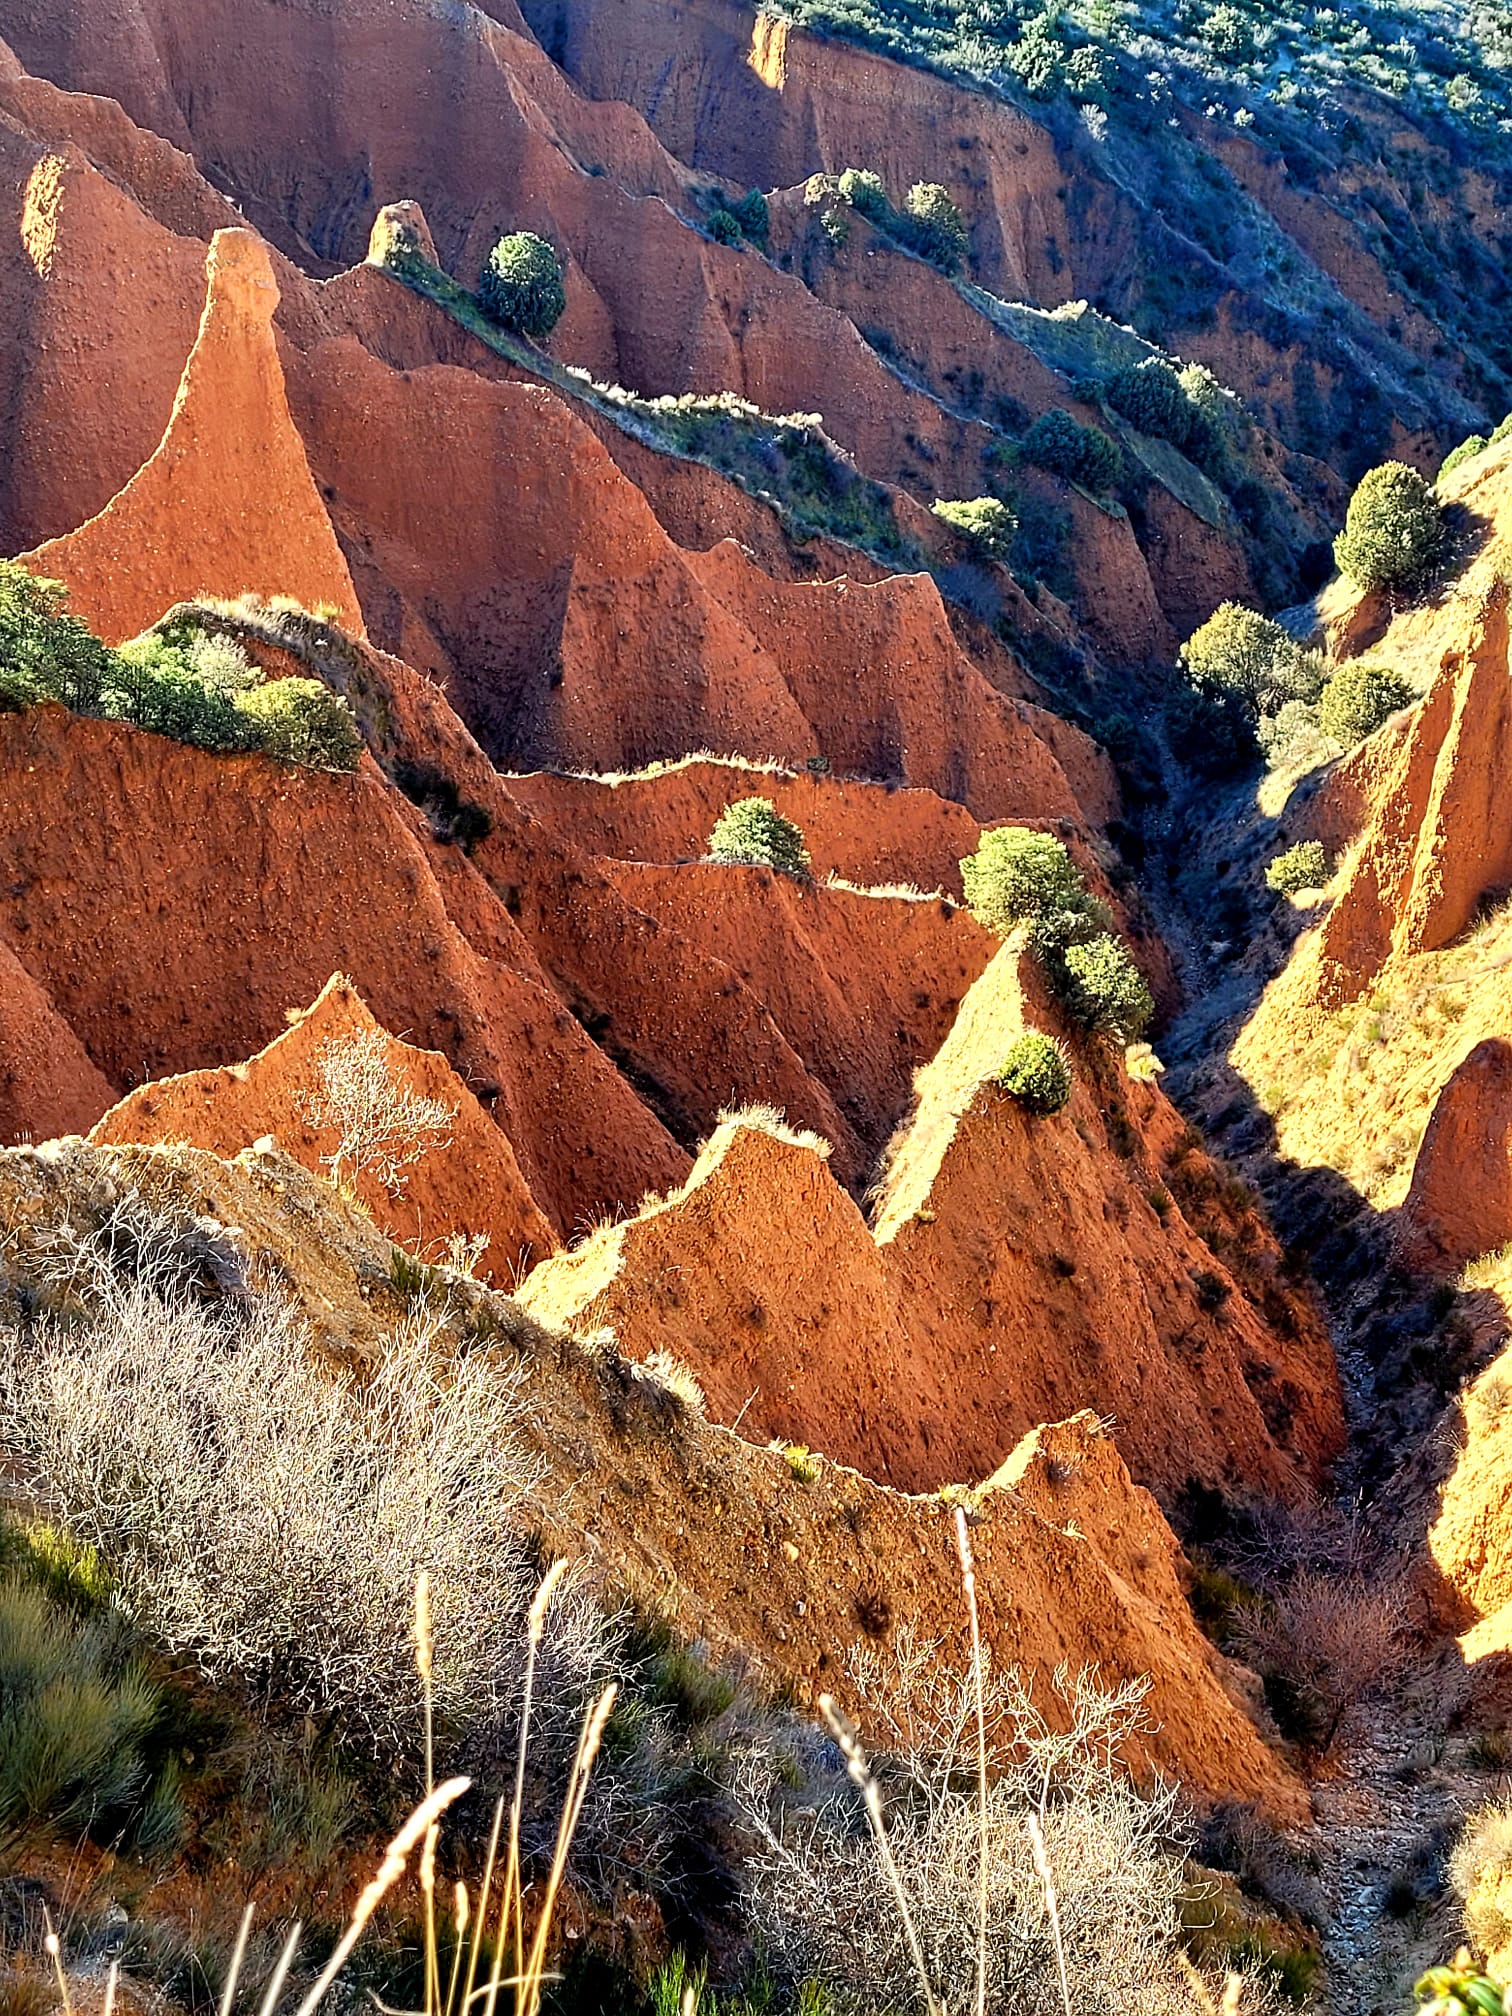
[2,0,1512,2011]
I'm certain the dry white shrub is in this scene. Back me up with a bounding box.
[735,1637,1278,2016]
[0,1274,608,1765]
[298,1030,457,1197]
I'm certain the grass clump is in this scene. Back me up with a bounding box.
[1333,461,1444,591]
[993,1032,1073,1114]
[708,798,812,879]
[1317,661,1414,746]
[1265,842,1329,896]
[1451,1801,1512,1958]
[960,827,1153,1041]
[0,1570,168,1840]
[931,495,1017,559]
[479,231,566,340]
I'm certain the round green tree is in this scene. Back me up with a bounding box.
[1106,357,1193,446]
[707,797,811,878]
[959,827,1087,936]
[0,562,112,715]
[994,1032,1073,1114]
[1023,409,1122,494]
[931,496,1017,561]
[1318,661,1414,746]
[707,208,744,246]
[1333,461,1443,590]
[1180,603,1321,718]
[479,232,567,341]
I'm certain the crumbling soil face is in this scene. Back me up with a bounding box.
[1401,1040,1512,1273]
[22,230,365,643]
[0,1133,1310,1822]
[521,946,1345,1505]
[0,707,688,1234]
[90,975,557,1284]
[0,932,115,1142]
[1232,553,1512,1212]
[599,863,997,1174]
[509,761,990,893]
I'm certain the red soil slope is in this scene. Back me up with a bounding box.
[1401,1039,1512,1271]
[90,974,556,1283]
[22,230,363,642]
[0,933,115,1142]
[521,944,1344,1503]
[0,706,688,1233]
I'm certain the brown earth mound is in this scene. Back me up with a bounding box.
[521,943,1344,1504]
[0,1132,1309,1821]
[90,974,556,1284]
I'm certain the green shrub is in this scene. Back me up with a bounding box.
[0,1575,165,1836]
[1023,408,1123,492]
[1439,433,1489,482]
[994,1032,1073,1113]
[959,827,1090,937]
[1493,414,1512,446]
[1333,461,1443,590]
[109,631,254,754]
[1265,841,1329,894]
[1106,357,1195,448]
[1317,661,1414,745]
[707,797,812,878]
[960,828,1151,1038]
[931,495,1017,560]
[837,168,891,226]
[707,207,744,246]
[479,231,566,340]
[235,677,364,772]
[901,182,968,270]
[730,188,770,244]
[0,562,113,715]
[1058,934,1154,1040]
[1179,603,1323,719]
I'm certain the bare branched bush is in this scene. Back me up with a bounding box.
[1228,1572,1405,1752]
[733,1638,1244,2014]
[0,1278,610,1764]
[298,1031,457,1197]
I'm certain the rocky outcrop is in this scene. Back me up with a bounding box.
[90,974,556,1283]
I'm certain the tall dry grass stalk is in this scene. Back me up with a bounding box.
[38,1562,612,2016]
[953,1508,988,2016]
[817,1695,941,2016]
